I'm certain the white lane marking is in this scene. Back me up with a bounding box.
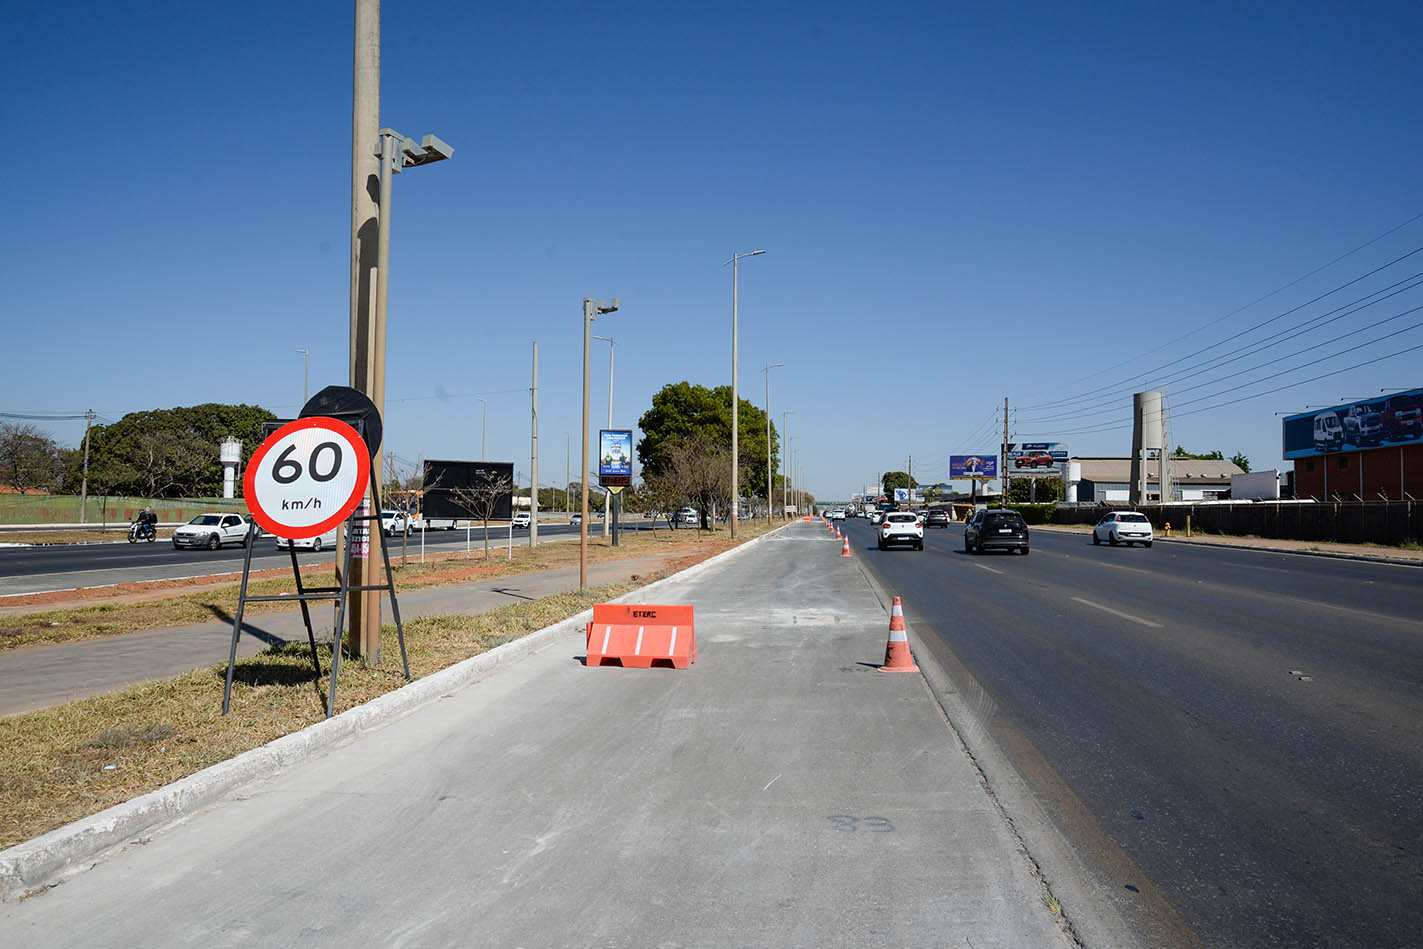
[1070,596,1163,628]
[763,774,782,792]
[973,563,1003,575]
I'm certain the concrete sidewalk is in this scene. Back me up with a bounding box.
[0,554,679,718]
[0,521,1073,946]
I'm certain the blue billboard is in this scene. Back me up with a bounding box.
[949,454,998,479]
[1282,387,1422,460]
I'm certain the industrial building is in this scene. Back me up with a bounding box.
[1065,456,1244,503]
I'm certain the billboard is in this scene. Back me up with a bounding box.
[598,429,633,486]
[421,460,514,519]
[1282,388,1423,460]
[1005,441,1068,473]
[949,454,998,479]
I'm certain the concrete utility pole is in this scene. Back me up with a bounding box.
[1002,396,1011,504]
[79,409,94,524]
[782,411,794,519]
[580,298,617,591]
[477,398,487,461]
[723,249,765,538]
[763,362,782,523]
[296,348,309,406]
[530,341,539,549]
[347,0,380,659]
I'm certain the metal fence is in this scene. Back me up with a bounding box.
[0,494,249,526]
[1052,500,1422,547]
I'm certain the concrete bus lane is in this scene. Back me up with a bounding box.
[0,521,1073,947]
[844,515,1423,948]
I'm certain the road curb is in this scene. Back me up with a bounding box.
[1030,523,1421,567]
[0,524,790,902]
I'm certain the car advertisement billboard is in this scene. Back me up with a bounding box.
[1005,441,1068,472]
[1282,387,1422,460]
[599,429,633,487]
[949,455,998,479]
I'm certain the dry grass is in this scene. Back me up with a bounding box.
[0,522,776,650]
[0,528,174,544]
[0,583,641,849]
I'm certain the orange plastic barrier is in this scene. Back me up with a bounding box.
[586,603,697,668]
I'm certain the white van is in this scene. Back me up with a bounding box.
[1313,412,1343,452]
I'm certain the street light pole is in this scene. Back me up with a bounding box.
[593,334,614,539]
[782,412,794,519]
[763,362,783,524]
[580,298,617,591]
[723,249,765,538]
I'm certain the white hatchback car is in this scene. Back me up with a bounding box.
[1092,512,1154,547]
[878,511,924,550]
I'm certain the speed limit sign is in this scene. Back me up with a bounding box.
[243,417,371,539]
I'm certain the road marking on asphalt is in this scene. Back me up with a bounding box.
[1070,596,1163,628]
[973,563,1004,575]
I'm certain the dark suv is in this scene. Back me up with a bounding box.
[964,509,1030,555]
[926,510,951,528]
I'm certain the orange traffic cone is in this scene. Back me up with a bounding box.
[841,535,851,557]
[835,527,842,539]
[879,596,918,672]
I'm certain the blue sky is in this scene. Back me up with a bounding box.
[5,1,1422,501]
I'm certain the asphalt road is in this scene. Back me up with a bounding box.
[844,516,1422,947]
[0,520,678,597]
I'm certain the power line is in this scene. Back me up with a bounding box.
[1021,211,1423,403]
[1019,243,1423,411]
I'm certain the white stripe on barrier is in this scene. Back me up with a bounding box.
[601,625,612,654]
[634,626,645,655]
[668,626,677,656]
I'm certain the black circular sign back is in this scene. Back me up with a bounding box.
[300,386,383,461]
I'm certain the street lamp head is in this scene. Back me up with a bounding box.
[723,249,767,266]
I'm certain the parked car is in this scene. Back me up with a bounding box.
[380,510,411,536]
[878,511,924,550]
[1092,511,1154,547]
[511,512,532,529]
[172,513,249,550]
[926,510,951,528]
[276,526,338,552]
[1313,412,1344,452]
[1014,452,1055,469]
[964,509,1029,555]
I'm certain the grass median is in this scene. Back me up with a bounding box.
[1,522,775,651]
[0,582,640,850]
[0,521,781,849]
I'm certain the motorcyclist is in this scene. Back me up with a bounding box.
[136,508,157,540]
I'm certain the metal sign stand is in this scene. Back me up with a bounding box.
[222,431,409,719]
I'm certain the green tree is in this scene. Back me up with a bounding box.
[1172,445,1225,461]
[76,403,276,498]
[881,471,918,493]
[637,383,778,500]
[1007,477,1062,503]
[1229,452,1251,473]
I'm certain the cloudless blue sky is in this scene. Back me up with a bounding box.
[5,2,1422,500]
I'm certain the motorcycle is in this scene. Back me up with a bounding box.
[128,520,157,543]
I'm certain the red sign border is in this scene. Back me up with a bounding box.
[243,417,371,540]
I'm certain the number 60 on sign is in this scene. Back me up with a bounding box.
[243,417,371,539]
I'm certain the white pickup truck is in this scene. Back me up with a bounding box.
[172,513,250,550]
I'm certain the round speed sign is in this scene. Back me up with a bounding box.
[243,417,371,539]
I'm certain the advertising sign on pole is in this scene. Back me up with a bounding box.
[243,417,371,539]
[949,455,999,479]
[1004,441,1069,473]
[599,429,633,490]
